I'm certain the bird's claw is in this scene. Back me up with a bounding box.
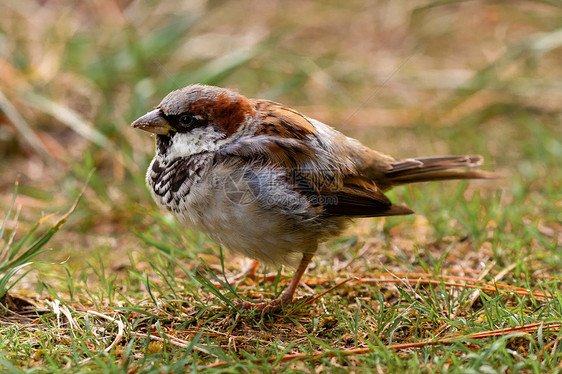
[235,297,288,315]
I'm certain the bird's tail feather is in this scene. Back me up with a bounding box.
[386,155,498,185]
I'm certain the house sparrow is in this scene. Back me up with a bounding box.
[132,84,496,313]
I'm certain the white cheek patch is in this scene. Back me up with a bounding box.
[164,119,258,159]
[168,128,225,158]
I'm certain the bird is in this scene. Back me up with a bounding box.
[132,84,496,313]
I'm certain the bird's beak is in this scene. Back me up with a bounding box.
[131,109,174,135]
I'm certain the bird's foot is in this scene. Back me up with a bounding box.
[235,298,284,314]
[236,295,310,314]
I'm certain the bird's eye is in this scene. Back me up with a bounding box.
[179,115,192,125]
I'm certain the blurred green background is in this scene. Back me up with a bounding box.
[0,0,560,279]
[1,0,561,285]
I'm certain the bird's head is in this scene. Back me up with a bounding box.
[132,84,255,157]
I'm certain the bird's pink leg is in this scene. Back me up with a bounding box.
[234,259,260,282]
[238,252,314,314]
[213,259,260,288]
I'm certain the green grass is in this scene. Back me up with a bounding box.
[1,0,561,372]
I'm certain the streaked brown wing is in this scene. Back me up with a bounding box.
[322,176,414,217]
[223,99,414,218]
[251,99,318,139]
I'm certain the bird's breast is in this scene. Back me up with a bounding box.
[146,153,213,215]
